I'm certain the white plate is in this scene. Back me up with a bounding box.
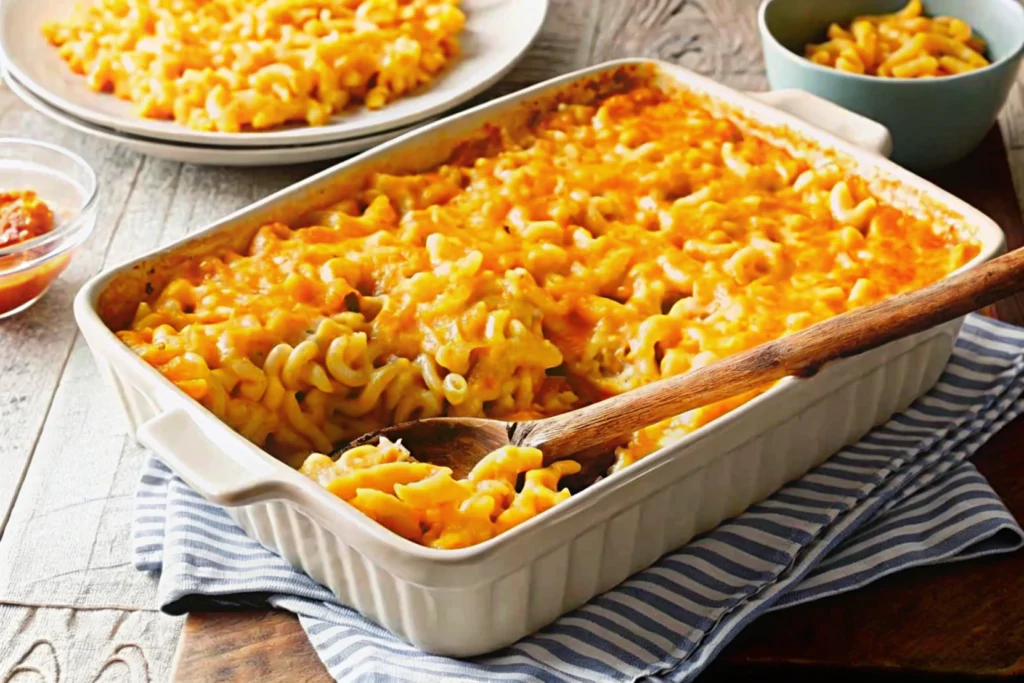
[0,0,547,147]
[5,72,421,166]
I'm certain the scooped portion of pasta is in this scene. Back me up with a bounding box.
[43,0,465,132]
[118,83,979,548]
[301,439,579,548]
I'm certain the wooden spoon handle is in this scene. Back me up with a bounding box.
[512,247,1024,463]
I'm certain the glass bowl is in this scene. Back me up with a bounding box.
[0,138,98,319]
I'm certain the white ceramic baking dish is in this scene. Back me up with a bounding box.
[74,59,1005,657]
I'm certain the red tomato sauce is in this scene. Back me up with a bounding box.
[0,191,55,249]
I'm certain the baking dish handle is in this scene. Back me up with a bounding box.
[748,89,893,157]
[137,408,286,507]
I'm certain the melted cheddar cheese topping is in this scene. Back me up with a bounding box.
[117,85,979,547]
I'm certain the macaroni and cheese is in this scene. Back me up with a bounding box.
[301,439,579,548]
[117,84,979,548]
[43,0,465,132]
[805,0,989,77]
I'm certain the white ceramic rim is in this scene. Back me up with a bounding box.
[73,58,1007,575]
[5,71,431,167]
[0,0,548,147]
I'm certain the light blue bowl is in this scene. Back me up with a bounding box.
[759,0,1024,170]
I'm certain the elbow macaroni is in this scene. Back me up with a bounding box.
[805,0,989,78]
[300,439,579,548]
[117,85,980,548]
[42,0,465,132]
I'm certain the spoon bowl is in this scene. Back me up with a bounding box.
[340,415,629,481]
[343,417,514,480]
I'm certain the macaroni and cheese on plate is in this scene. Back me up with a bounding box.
[43,0,465,132]
[116,83,979,548]
[805,0,989,77]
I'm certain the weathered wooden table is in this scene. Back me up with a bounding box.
[2,1,1023,681]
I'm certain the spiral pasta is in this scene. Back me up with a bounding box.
[118,84,979,547]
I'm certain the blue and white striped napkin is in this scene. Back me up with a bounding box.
[133,314,1024,682]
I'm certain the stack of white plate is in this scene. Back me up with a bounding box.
[0,0,547,166]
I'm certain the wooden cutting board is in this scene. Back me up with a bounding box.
[172,126,1024,682]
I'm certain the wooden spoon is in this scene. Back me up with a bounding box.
[336,247,1024,480]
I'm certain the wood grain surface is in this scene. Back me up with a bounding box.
[1,1,1022,682]
[173,612,329,683]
